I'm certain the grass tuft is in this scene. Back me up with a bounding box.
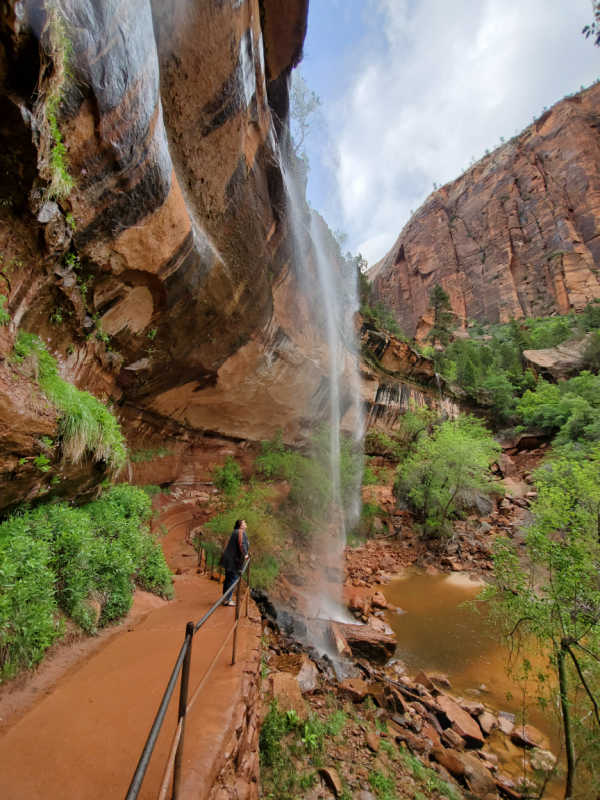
[13,331,127,469]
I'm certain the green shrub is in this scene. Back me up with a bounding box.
[368,769,396,800]
[212,457,243,497]
[251,554,280,591]
[130,446,170,463]
[0,486,172,677]
[0,529,61,679]
[395,415,500,538]
[13,332,126,469]
[517,372,600,445]
[0,295,9,326]
[256,427,362,527]
[205,485,282,564]
[362,465,378,485]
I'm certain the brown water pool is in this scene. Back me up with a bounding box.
[382,568,563,793]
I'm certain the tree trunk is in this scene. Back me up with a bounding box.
[558,645,575,799]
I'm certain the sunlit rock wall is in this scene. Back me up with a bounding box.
[371,83,600,338]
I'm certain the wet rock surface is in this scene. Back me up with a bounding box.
[260,618,559,800]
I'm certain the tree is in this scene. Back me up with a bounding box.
[427,284,456,346]
[487,448,600,798]
[583,330,600,372]
[290,72,321,167]
[583,2,600,46]
[395,416,500,538]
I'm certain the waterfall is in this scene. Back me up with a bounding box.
[276,123,363,625]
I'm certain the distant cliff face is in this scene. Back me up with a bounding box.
[0,0,342,511]
[370,83,600,339]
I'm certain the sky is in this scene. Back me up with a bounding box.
[296,0,600,266]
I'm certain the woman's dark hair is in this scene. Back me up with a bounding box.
[234,519,242,530]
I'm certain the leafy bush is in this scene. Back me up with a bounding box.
[516,371,600,445]
[0,294,9,325]
[212,457,243,497]
[251,554,280,591]
[204,485,282,577]
[13,332,126,469]
[362,465,378,485]
[488,446,600,796]
[361,300,406,339]
[0,486,172,678]
[0,530,61,679]
[256,427,362,526]
[395,415,500,538]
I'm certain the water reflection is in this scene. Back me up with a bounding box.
[382,569,559,751]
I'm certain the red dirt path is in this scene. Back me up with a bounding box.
[0,499,261,800]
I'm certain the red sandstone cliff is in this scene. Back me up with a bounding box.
[370,83,600,339]
[0,0,330,512]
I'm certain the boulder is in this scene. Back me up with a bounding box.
[511,724,548,750]
[529,747,557,773]
[461,700,485,718]
[270,671,306,719]
[436,694,485,748]
[371,591,388,609]
[497,711,515,736]
[431,747,466,777]
[414,671,435,692]
[330,622,353,659]
[461,752,497,797]
[523,335,594,380]
[296,655,319,693]
[441,728,466,750]
[477,711,498,736]
[339,678,372,703]
[365,730,380,752]
[319,767,343,797]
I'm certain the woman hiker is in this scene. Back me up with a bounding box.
[219,519,249,606]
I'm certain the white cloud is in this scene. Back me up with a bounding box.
[321,0,599,265]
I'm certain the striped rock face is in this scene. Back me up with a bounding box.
[370,82,600,339]
[1,0,363,509]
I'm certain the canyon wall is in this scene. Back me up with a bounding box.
[0,0,361,512]
[370,83,600,338]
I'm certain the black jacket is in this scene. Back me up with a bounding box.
[219,528,249,572]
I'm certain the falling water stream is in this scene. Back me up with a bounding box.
[277,121,363,624]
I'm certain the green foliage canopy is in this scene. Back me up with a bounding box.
[395,416,500,537]
[488,447,600,796]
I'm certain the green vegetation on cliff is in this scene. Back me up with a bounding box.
[0,486,172,680]
[13,332,127,469]
[395,416,500,538]
[433,303,600,427]
[487,446,600,797]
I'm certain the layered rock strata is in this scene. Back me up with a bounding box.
[0,1,362,513]
[371,83,600,338]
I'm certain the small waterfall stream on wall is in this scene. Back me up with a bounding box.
[276,132,363,634]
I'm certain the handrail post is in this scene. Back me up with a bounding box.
[172,622,194,800]
[245,561,250,618]
[231,575,242,665]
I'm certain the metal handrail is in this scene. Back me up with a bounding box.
[125,557,251,800]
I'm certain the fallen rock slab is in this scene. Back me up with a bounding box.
[331,620,396,664]
[511,723,547,750]
[478,710,498,736]
[437,694,485,748]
